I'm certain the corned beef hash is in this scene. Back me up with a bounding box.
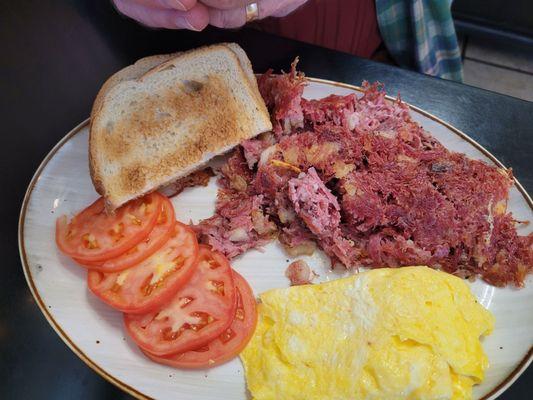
[194,64,533,287]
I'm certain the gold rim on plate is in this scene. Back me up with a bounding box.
[18,78,533,400]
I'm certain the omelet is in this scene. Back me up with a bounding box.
[241,267,494,400]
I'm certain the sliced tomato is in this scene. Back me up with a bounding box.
[144,270,257,369]
[87,222,198,314]
[56,193,163,263]
[124,245,236,356]
[75,197,175,272]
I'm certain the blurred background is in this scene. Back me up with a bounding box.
[453,0,533,101]
[251,0,533,101]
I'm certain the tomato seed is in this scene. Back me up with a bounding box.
[82,233,99,249]
[235,308,245,321]
[211,280,225,295]
[219,328,236,343]
[178,297,193,308]
[207,258,220,269]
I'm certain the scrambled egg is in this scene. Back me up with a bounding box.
[241,267,494,400]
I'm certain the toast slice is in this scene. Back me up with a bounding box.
[91,43,258,119]
[90,44,272,210]
[223,43,262,101]
[90,53,178,122]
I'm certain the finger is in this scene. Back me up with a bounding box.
[200,0,254,11]
[208,0,287,28]
[126,0,197,11]
[271,0,307,17]
[114,0,209,30]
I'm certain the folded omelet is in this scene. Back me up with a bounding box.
[241,267,494,400]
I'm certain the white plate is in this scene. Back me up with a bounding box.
[19,78,533,400]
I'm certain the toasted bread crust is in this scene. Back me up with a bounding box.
[90,53,178,121]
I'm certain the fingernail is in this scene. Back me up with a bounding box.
[176,17,201,31]
[166,0,186,11]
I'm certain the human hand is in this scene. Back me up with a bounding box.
[203,0,309,28]
[113,0,209,30]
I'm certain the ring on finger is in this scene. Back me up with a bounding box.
[245,2,259,22]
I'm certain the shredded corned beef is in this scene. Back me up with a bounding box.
[241,138,266,169]
[279,220,316,257]
[285,260,317,286]
[288,167,341,234]
[241,132,277,169]
[160,168,214,197]
[258,58,306,137]
[193,149,277,257]
[218,148,254,193]
[192,190,276,258]
[193,63,532,287]
[286,167,358,266]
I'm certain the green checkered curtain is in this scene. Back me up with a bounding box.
[376,0,463,81]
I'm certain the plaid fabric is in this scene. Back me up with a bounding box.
[375,0,463,81]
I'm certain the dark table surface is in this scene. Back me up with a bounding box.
[1,1,531,399]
